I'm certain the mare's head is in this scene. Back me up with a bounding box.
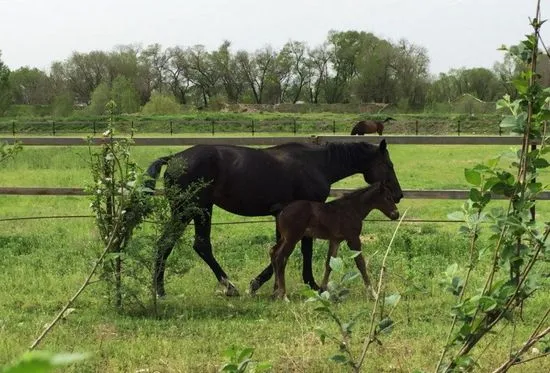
[362,182,399,220]
[361,139,403,203]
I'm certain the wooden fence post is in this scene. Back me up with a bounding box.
[52,121,56,136]
[251,120,255,136]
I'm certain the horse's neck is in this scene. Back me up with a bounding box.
[324,145,375,183]
[333,194,374,220]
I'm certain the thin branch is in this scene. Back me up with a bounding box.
[492,325,550,373]
[29,221,121,350]
[356,208,408,371]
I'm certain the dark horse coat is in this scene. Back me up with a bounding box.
[143,140,403,297]
[351,117,395,136]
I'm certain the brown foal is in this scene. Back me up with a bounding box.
[270,182,399,300]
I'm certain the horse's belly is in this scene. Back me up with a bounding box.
[214,198,274,217]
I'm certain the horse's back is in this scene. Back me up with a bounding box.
[168,144,320,216]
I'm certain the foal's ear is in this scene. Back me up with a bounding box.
[379,139,387,152]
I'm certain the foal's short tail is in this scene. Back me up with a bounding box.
[384,117,396,123]
[144,155,174,191]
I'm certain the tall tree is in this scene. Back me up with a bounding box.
[211,41,244,103]
[0,51,12,115]
[165,46,192,104]
[306,44,331,103]
[9,67,53,105]
[186,45,219,107]
[111,75,140,113]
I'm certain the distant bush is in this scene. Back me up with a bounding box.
[52,93,74,117]
[141,92,182,115]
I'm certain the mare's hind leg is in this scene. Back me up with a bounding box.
[300,236,320,290]
[347,236,376,300]
[193,207,239,296]
[154,216,189,297]
[320,240,341,291]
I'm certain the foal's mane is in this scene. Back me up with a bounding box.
[329,183,380,204]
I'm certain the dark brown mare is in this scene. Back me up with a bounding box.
[142,140,403,298]
[270,182,399,300]
[351,117,395,136]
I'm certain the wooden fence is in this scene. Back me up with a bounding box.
[0,135,536,147]
[1,135,546,202]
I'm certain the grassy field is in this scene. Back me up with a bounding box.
[1,142,549,372]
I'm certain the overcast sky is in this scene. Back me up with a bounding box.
[0,0,547,75]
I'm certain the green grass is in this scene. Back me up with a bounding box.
[1,143,549,372]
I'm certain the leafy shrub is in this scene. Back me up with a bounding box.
[141,92,182,115]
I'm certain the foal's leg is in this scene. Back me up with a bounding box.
[347,236,377,299]
[153,215,188,297]
[248,226,280,295]
[193,206,239,296]
[271,239,298,300]
[300,236,320,290]
[320,240,341,290]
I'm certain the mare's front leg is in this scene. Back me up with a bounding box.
[193,207,239,296]
[320,240,341,291]
[301,236,320,290]
[347,236,376,300]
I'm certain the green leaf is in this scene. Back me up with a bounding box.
[478,296,498,312]
[236,348,254,363]
[447,211,465,221]
[329,354,348,364]
[315,328,328,344]
[329,257,344,273]
[469,188,482,202]
[3,352,88,373]
[533,158,550,168]
[499,116,518,128]
[464,169,481,186]
[384,293,401,307]
[445,263,459,278]
[341,271,360,284]
[220,363,239,372]
[254,362,273,372]
[378,317,394,334]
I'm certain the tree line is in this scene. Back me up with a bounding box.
[0,30,546,117]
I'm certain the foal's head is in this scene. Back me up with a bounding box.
[363,182,400,220]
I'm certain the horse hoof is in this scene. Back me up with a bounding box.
[248,279,261,295]
[309,282,321,291]
[271,291,287,301]
[224,286,240,297]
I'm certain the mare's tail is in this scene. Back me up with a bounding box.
[144,155,174,192]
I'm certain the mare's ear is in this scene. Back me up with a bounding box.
[379,139,387,152]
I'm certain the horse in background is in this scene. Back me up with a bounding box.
[351,117,396,136]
